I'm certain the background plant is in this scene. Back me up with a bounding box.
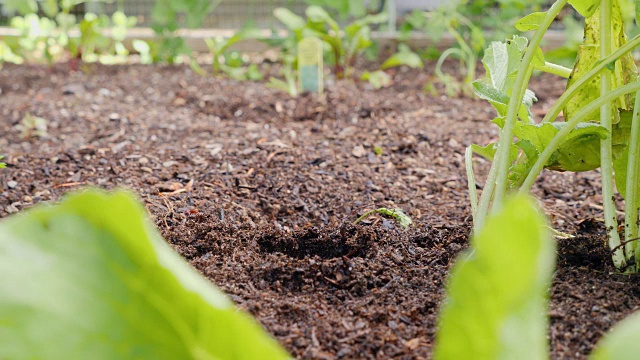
[205,27,264,81]
[274,5,387,79]
[3,0,139,66]
[150,0,219,65]
[403,7,485,96]
[362,43,424,89]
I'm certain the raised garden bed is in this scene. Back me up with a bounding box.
[1,63,638,358]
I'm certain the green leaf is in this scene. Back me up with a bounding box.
[478,36,537,121]
[471,143,498,161]
[0,190,289,359]
[4,0,37,15]
[306,5,339,33]
[472,81,534,121]
[273,8,306,32]
[565,1,637,124]
[41,0,59,17]
[532,46,546,67]
[434,195,554,360]
[591,311,640,359]
[568,0,600,18]
[354,207,413,229]
[637,0,640,27]
[362,70,392,89]
[515,12,547,31]
[380,45,423,70]
[483,36,527,93]
[513,121,608,172]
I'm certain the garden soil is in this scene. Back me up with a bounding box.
[1,63,639,359]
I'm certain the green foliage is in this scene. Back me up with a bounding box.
[466,0,640,272]
[435,195,640,359]
[361,69,391,89]
[473,36,536,120]
[8,13,61,65]
[0,190,289,359]
[17,113,48,139]
[205,27,263,80]
[354,207,413,229]
[274,5,387,79]
[302,0,382,20]
[0,152,5,169]
[362,44,423,89]
[150,0,220,64]
[380,44,424,70]
[591,311,640,359]
[0,40,24,68]
[404,7,484,96]
[5,0,138,66]
[267,53,299,97]
[435,195,554,359]
[151,0,216,32]
[456,0,548,40]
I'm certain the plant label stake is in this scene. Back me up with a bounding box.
[298,37,323,94]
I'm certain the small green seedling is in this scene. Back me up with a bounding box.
[0,152,5,169]
[17,113,47,139]
[354,207,413,229]
[0,190,289,359]
[267,53,299,97]
[402,7,485,96]
[362,44,424,89]
[204,27,263,79]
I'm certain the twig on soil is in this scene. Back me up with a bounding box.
[53,181,86,188]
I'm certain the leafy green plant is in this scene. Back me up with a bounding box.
[302,0,383,20]
[435,195,640,359]
[8,13,62,66]
[274,6,387,79]
[150,0,219,65]
[0,152,5,169]
[403,7,485,96]
[205,27,264,80]
[267,53,299,97]
[0,190,289,359]
[0,40,23,68]
[465,0,640,272]
[5,1,139,67]
[354,207,413,229]
[455,0,549,41]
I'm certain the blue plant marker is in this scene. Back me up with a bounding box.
[298,37,323,94]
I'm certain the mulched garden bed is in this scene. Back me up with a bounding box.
[1,62,639,359]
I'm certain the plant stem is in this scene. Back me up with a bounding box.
[473,145,500,232]
[465,146,479,223]
[540,34,640,124]
[490,0,568,210]
[520,81,640,192]
[626,91,640,270]
[535,62,572,78]
[600,0,625,270]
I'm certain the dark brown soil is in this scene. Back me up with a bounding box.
[1,63,639,359]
